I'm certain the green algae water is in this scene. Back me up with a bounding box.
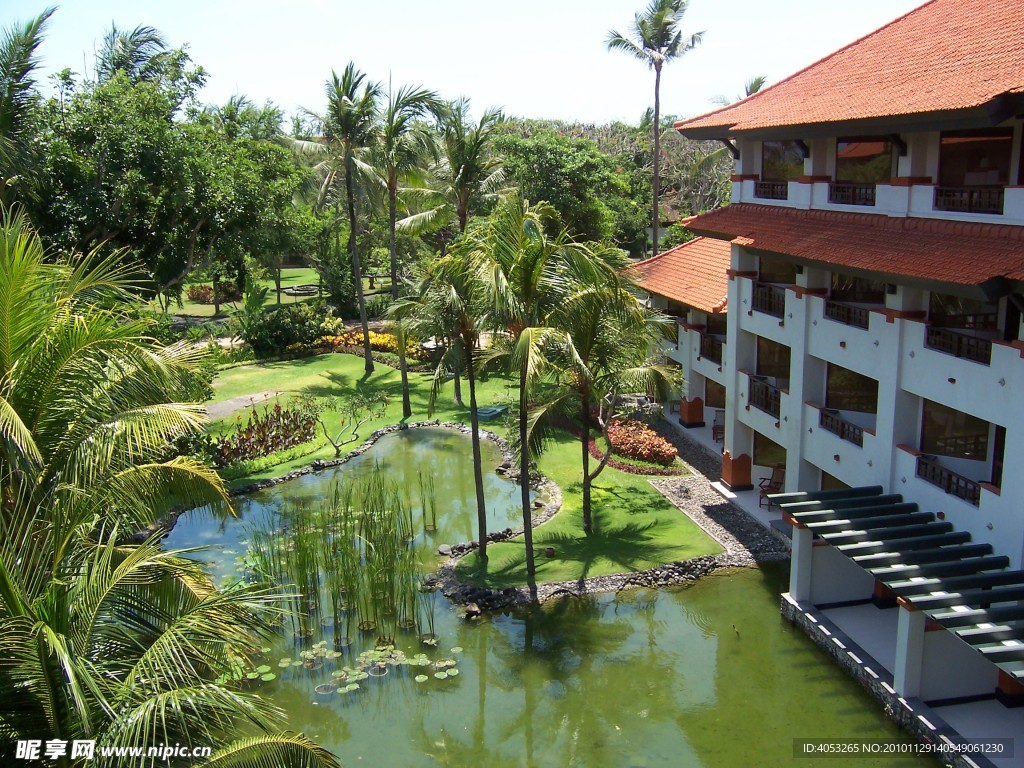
[165,427,931,768]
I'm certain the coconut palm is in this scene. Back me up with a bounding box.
[607,0,703,255]
[399,98,506,237]
[477,198,598,595]
[0,8,53,206]
[397,247,492,560]
[536,267,676,533]
[315,63,382,375]
[96,23,169,84]
[0,209,338,767]
[710,74,767,107]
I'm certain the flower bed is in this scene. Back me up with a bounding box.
[606,419,677,466]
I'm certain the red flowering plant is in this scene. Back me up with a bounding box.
[605,418,677,467]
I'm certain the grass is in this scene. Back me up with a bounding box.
[205,352,721,581]
[152,267,393,318]
[455,431,719,587]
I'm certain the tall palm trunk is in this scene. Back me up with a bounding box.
[519,363,537,598]
[463,331,488,561]
[390,183,412,417]
[651,62,662,256]
[346,155,374,374]
[581,392,593,534]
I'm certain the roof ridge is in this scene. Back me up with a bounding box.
[676,0,938,131]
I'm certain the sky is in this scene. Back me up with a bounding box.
[4,0,927,125]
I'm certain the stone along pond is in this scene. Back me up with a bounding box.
[164,427,932,767]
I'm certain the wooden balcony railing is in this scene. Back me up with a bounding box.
[934,186,1004,215]
[749,376,781,417]
[824,299,870,329]
[916,455,981,506]
[829,182,876,206]
[700,334,723,364]
[819,409,864,447]
[924,326,993,365]
[754,181,789,200]
[752,282,786,318]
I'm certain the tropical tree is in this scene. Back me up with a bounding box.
[0,8,53,206]
[316,63,382,374]
[400,98,506,237]
[478,198,598,595]
[710,74,767,107]
[536,268,676,532]
[607,0,703,254]
[96,23,169,84]
[0,209,338,767]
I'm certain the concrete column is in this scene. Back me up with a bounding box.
[789,523,813,602]
[893,600,926,697]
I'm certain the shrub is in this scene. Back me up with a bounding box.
[606,418,677,467]
[244,301,324,357]
[186,284,214,304]
[365,293,393,318]
[213,396,320,467]
[315,330,430,361]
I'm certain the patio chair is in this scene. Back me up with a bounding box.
[759,465,785,509]
[711,409,725,443]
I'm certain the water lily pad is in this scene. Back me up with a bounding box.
[447,668,459,677]
[260,672,276,682]
[450,647,463,654]
[434,671,448,679]
[260,646,271,653]
[246,672,260,680]
[278,661,291,668]
[342,683,360,693]
[256,665,271,674]
[414,674,429,683]
[326,651,342,660]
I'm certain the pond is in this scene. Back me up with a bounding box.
[165,426,931,767]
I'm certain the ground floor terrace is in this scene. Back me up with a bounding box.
[663,418,1024,766]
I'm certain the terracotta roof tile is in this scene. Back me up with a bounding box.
[675,0,1024,136]
[625,237,731,313]
[685,204,1024,287]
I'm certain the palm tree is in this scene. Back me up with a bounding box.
[710,74,767,107]
[478,198,596,596]
[537,266,676,532]
[393,248,491,560]
[96,23,169,84]
[0,209,338,767]
[321,62,382,375]
[0,8,53,206]
[607,0,703,255]
[399,98,506,237]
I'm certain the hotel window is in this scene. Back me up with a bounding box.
[835,138,893,183]
[938,129,1013,188]
[705,379,726,409]
[825,364,878,413]
[920,400,989,461]
[755,337,790,382]
[753,432,786,467]
[758,256,797,284]
[761,141,804,182]
[830,273,885,303]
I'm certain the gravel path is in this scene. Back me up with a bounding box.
[204,391,284,421]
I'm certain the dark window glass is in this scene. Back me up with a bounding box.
[762,141,804,182]
[705,378,726,408]
[756,337,790,381]
[920,400,989,461]
[928,293,998,329]
[835,138,893,183]
[939,129,1013,187]
[821,471,850,491]
[753,432,786,467]
[830,273,886,303]
[706,313,728,336]
[826,363,878,413]
[758,256,797,284]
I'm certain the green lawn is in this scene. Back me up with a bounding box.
[154,267,393,319]
[206,353,721,582]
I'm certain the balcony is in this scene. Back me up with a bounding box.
[749,376,782,417]
[752,282,786,318]
[924,326,993,365]
[828,182,876,206]
[934,186,1004,215]
[699,333,723,364]
[823,299,870,330]
[819,409,864,447]
[915,454,981,506]
[754,181,788,200]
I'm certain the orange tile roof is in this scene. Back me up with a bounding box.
[685,204,1024,287]
[675,0,1024,137]
[626,237,730,313]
